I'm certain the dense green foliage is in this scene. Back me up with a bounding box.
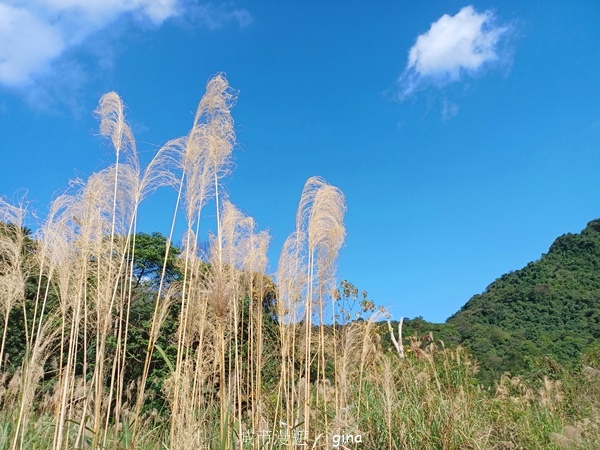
[450,219,600,381]
[386,219,600,384]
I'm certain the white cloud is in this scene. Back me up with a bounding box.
[0,0,179,87]
[39,0,179,25]
[0,1,252,89]
[399,6,511,98]
[0,4,65,86]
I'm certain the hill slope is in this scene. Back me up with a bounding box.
[443,219,600,381]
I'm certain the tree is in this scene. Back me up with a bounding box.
[130,232,181,289]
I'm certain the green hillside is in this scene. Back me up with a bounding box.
[386,220,600,383]
[448,219,600,381]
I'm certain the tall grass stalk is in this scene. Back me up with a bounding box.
[0,199,26,375]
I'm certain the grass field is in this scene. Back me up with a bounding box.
[0,74,599,449]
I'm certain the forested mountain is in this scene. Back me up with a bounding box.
[398,219,600,382]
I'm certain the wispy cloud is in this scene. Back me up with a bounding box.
[187,2,253,30]
[441,98,459,121]
[0,0,179,88]
[0,4,66,87]
[398,6,512,99]
[0,1,252,92]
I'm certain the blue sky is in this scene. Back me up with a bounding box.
[1,1,599,322]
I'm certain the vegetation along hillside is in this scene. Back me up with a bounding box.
[388,219,600,384]
[451,219,600,381]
